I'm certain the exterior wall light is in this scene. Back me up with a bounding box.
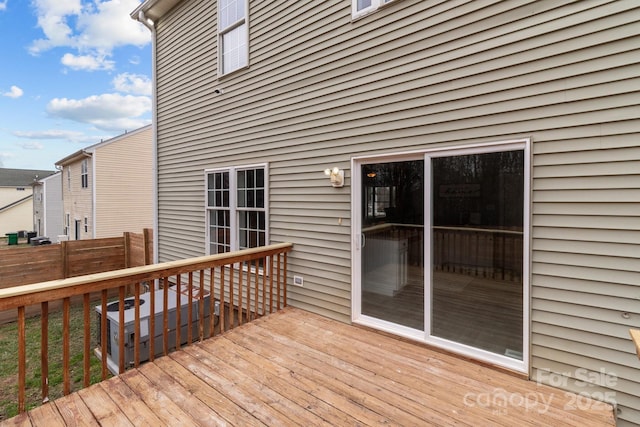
[324,167,344,187]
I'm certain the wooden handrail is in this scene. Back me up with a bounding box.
[0,242,293,309]
[0,242,293,414]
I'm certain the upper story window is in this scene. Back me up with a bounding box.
[206,164,267,255]
[81,159,88,188]
[218,0,248,75]
[353,0,395,18]
[67,167,71,191]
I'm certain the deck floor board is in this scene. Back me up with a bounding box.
[1,307,615,426]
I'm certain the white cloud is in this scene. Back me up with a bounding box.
[0,1,7,12]
[18,141,45,150]
[46,93,151,132]
[112,73,151,95]
[29,0,150,56]
[61,52,114,71]
[12,129,109,145]
[3,85,23,98]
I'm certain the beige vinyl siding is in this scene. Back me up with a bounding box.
[153,0,640,423]
[63,160,93,240]
[0,189,33,235]
[42,174,63,238]
[93,126,153,238]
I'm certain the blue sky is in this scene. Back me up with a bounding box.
[0,0,151,171]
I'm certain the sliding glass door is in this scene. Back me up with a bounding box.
[355,141,528,371]
[360,160,424,330]
[428,149,525,362]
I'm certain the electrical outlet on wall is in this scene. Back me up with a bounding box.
[293,275,304,287]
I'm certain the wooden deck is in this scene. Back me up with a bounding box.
[2,307,615,426]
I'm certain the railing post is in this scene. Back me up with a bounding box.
[41,301,49,403]
[17,306,25,413]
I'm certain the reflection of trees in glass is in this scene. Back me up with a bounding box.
[432,151,523,229]
[362,161,424,225]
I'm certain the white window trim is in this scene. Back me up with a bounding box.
[352,0,395,19]
[217,0,249,76]
[204,163,269,256]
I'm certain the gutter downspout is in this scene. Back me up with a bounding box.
[135,10,159,265]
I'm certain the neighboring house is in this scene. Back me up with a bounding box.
[133,1,640,424]
[55,125,153,240]
[0,168,56,236]
[32,172,63,239]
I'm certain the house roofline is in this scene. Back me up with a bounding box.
[55,150,91,167]
[54,125,152,167]
[0,194,32,213]
[131,0,182,22]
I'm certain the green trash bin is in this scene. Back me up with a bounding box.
[5,233,18,245]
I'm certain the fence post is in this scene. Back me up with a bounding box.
[143,228,153,265]
[61,240,69,279]
[124,232,131,268]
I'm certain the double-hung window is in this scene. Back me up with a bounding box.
[81,159,88,189]
[218,0,248,75]
[206,165,267,255]
[353,0,395,18]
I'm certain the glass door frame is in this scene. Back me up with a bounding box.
[352,139,531,374]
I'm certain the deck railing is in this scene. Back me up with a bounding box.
[0,242,292,414]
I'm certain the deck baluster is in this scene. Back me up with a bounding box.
[82,294,90,388]
[18,306,25,413]
[62,298,71,394]
[41,301,49,401]
[175,274,181,351]
[134,282,141,368]
[117,288,125,374]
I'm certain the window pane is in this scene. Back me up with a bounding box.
[219,0,244,29]
[209,210,231,254]
[247,189,255,207]
[223,189,229,207]
[222,24,248,74]
[357,0,372,11]
[237,170,245,188]
[256,168,264,187]
[256,189,264,208]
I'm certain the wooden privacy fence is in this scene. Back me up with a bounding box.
[0,229,153,324]
[0,242,292,414]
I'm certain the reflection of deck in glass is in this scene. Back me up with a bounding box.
[362,226,523,360]
[363,267,522,359]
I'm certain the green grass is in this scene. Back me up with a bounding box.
[0,303,106,420]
